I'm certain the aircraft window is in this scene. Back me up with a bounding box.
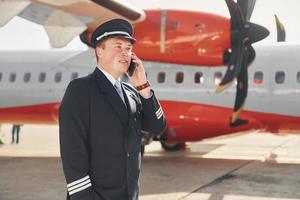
[214,72,223,85]
[275,71,285,84]
[0,72,2,82]
[23,72,31,83]
[157,72,165,83]
[39,72,46,83]
[176,72,184,83]
[253,71,263,84]
[10,73,16,82]
[71,72,78,80]
[194,72,204,84]
[55,72,62,83]
[297,72,300,83]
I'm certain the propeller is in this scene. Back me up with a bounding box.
[238,0,256,21]
[275,14,286,42]
[216,0,269,126]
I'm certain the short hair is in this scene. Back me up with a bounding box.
[95,39,107,62]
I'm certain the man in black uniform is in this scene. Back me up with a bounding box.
[59,18,166,200]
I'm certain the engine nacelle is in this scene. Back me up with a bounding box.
[134,10,230,66]
[80,9,231,66]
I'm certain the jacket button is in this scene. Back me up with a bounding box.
[134,117,137,122]
[127,153,130,157]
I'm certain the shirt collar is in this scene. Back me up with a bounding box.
[97,66,120,86]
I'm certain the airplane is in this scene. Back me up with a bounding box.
[0,0,299,152]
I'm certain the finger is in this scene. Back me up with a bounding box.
[131,52,139,60]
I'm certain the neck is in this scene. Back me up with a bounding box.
[97,66,121,80]
[108,71,121,80]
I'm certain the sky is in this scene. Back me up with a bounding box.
[0,0,299,50]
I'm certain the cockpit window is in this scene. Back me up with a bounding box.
[275,71,285,84]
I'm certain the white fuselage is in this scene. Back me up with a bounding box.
[0,43,299,118]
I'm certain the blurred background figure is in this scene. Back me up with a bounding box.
[0,125,4,145]
[11,124,22,144]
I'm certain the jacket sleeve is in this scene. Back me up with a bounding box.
[59,80,98,200]
[139,89,166,136]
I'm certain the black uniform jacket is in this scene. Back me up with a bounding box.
[59,67,166,200]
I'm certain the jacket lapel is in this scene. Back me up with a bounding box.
[92,68,128,127]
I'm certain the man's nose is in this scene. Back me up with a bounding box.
[121,48,131,56]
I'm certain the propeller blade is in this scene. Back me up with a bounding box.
[225,0,244,28]
[275,14,286,42]
[237,0,256,21]
[231,74,248,124]
[248,22,270,43]
[221,0,269,126]
[230,118,249,127]
[216,41,245,94]
[231,48,249,124]
[247,45,256,65]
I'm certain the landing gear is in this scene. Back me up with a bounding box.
[140,130,152,157]
[141,145,145,157]
[160,141,186,151]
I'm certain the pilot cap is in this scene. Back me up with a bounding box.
[92,18,136,47]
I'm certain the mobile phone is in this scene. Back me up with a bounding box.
[127,59,136,77]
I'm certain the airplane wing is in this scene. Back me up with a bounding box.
[0,0,145,48]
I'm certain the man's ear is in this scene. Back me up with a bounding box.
[96,47,103,59]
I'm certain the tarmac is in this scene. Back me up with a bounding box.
[0,124,300,200]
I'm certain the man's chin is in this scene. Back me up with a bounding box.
[119,65,129,72]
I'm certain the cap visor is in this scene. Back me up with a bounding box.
[108,34,136,44]
[93,35,136,47]
[120,36,136,44]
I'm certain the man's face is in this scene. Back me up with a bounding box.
[97,37,132,77]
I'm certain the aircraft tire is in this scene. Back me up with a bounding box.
[160,141,186,151]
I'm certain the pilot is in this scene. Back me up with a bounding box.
[59,18,166,200]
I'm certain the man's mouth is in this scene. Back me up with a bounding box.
[119,60,128,64]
